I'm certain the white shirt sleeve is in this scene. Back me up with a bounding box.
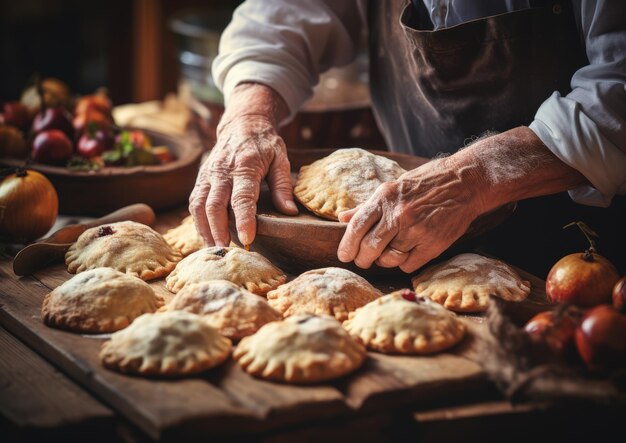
[212,0,362,124]
[529,0,626,207]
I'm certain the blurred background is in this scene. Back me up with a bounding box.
[0,0,385,149]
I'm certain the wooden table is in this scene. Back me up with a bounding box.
[1,209,623,442]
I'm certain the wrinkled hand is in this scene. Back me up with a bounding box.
[337,157,485,273]
[189,115,297,247]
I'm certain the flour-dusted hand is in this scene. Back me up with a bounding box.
[336,155,485,273]
[189,83,297,247]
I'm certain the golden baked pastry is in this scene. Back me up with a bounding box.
[266,267,382,321]
[343,289,466,354]
[165,246,286,296]
[234,314,366,383]
[65,221,182,281]
[100,311,231,376]
[412,253,531,313]
[42,267,163,333]
[294,148,406,220]
[163,215,204,257]
[162,280,281,340]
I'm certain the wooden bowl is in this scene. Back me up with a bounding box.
[0,129,203,216]
[230,148,516,278]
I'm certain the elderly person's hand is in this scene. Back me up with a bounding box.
[189,83,298,247]
[336,127,588,273]
[336,154,484,273]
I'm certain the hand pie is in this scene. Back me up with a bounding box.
[294,148,406,220]
[163,215,204,257]
[343,289,466,354]
[42,267,163,333]
[100,311,231,377]
[412,253,531,313]
[165,246,286,296]
[234,314,366,383]
[266,267,382,321]
[65,221,182,281]
[162,280,281,340]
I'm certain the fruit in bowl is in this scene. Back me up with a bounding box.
[32,130,73,165]
[546,222,620,308]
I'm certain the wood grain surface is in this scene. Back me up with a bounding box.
[0,210,550,440]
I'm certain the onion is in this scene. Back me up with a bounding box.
[0,169,58,241]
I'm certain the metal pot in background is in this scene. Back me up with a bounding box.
[170,8,386,150]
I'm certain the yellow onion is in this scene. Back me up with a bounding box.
[0,169,58,241]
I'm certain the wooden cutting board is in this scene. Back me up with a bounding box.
[0,211,549,440]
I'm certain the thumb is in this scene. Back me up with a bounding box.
[338,207,359,222]
[267,154,298,215]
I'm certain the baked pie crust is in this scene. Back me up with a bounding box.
[294,148,406,220]
[162,280,281,340]
[165,246,286,296]
[266,267,382,321]
[343,289,466,354]
[163,215,204,257]
[100,310,231,376]
[65,221,182,281]
[412,253,531,313]
[234,314,366,383]
[42,267,163,333]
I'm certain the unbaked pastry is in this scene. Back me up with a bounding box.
[234,314,366,383]
[42,267,164,333]
[165,246,286,295]
[65,221,182,281]
[266,267,382,321]
[294,148,406,220]
[162,280,281,340]
[411,253,531,313]
[163,215,204,257]
[343,289,466,354]
[100,310,231,376]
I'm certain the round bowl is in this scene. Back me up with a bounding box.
[0,129,204,216]
[229,148,516,278]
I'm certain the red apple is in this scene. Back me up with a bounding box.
[613,276,626,314]
[524,306,583,360]
[32,130,73,165]
[575,305,626,371]
[77,130,113,158]
[546,252,619,307]
[2,101,31,131]
[32,107,74,138]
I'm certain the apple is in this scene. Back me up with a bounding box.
[546,222,619,308]
[75,93,112,117]
[2,101,31,131]
[73,110,112,135]
[77,131,113,158]
[613,276,626,314]
[0,125,28,158]
[32,130,73,165]
[524,306,583,361]
[575,305,626,371]
[32,107,74,138]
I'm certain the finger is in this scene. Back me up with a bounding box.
[205,178,233,247]
[267,151,298,215]
[353,218,398,269]
[337,203,382,263]
[375,244,411,268]
[188,178,215,246]
[399,246,438,274]
[337,207,358,223]
[231,175,261,246]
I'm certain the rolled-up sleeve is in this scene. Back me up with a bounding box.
[212,0,361,123]
[529,0,626,207]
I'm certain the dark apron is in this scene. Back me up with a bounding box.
[368,0,626,277]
